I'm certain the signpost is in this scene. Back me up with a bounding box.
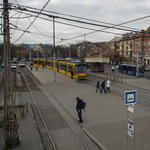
[124,90,137,150]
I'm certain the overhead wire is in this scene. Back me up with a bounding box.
[14,0,53,41]
[8,3,150,44]
[12,0,51,44]
[12,8,139,32]
[12,10,123,35]
[9,3,141,31]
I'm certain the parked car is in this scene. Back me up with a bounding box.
[11,63,16,69]
[19,62,25,67]
[144,65,150,71]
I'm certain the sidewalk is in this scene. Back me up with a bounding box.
[29,67,150,150]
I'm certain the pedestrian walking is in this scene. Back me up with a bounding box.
[96,80,100,92]
[30,65,33,71]
[106,79,111,92]
[76,97,83,123]
[43,64,44,69]
[71,70,74,79]
[100,80,106,93]
[36,65,38,71]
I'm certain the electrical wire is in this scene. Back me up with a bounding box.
[9,3,141,31]
[12,10,123,35]
[12,0,51,44]
[13,8,138,32]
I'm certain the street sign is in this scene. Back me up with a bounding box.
[138,53,141,56]
[128,119,134,137]
[124,90,137,105]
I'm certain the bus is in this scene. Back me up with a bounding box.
[119,64,145,77]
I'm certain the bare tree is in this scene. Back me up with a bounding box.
[76,41,94,62]
[55,45,69,59]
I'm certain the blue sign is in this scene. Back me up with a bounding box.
[138,53,141,56]
[124,90,137,105]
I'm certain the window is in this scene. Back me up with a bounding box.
[126,52,128,56]
[148,41,150,45]
[126,41,128,45]
[148,48,150,55]
[126,46,128,50]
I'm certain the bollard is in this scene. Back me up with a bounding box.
[121,77,122,82]
[23,106,25,118]
[26,102,28,112]
[107,73,108,79]
[110,74,111,80]
[117,76,118,81]
[125,78,126,83]
[113,75,115,80]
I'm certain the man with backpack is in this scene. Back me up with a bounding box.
[76,97,83,123]
[100,80,106,93]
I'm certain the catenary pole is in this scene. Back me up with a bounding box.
[3,0,19,148]
[136,42,139,78]
[53,17,56,82]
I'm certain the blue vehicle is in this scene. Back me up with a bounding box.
[119,64,145,77]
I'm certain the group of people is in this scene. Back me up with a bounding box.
[30,64,38,71]
[96,79,111,93]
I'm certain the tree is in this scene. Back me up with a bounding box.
[76,41,94,62]
[106,50,123,64]
[68,44,78,59]
[55,45,69,59]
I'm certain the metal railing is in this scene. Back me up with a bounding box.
[143,74,150,80]
[103,73,126,83]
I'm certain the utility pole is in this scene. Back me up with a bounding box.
[3,0,19,148]
[136,42,139,78]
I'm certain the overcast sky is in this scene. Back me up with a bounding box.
[1,0,150,46]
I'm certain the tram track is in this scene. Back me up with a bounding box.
[20,69,92,150]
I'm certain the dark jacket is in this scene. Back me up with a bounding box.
[96,81,100,87]
[101,80,105,88]
[76,99,82,111]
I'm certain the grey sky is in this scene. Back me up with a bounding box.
[1,0,150,45]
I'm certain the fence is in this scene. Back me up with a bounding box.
[103,73,126,83]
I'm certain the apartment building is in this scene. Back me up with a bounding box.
[109,26,150,65]
[119,35,134,64]
[133,27,150,65]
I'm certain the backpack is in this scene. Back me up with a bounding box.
[81,101,86,109]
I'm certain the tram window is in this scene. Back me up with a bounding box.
[39,61,44,65]
[50,62,53,67]
[60,64,65,70]
[68,66,72,73]
[34,60,37,64]
[47,62,50,66]
[78,66,86,73]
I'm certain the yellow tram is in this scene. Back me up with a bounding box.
[33,58,87,80]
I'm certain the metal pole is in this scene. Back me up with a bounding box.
[53,17,56,82]
[36,45,38,58]
[133,106,135,150]
[137,42,139,78]
[69,47,71,61]
[127,106,128,150]
[100,48,101,57]
[29,49,31,65]
[58,49,59,60]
